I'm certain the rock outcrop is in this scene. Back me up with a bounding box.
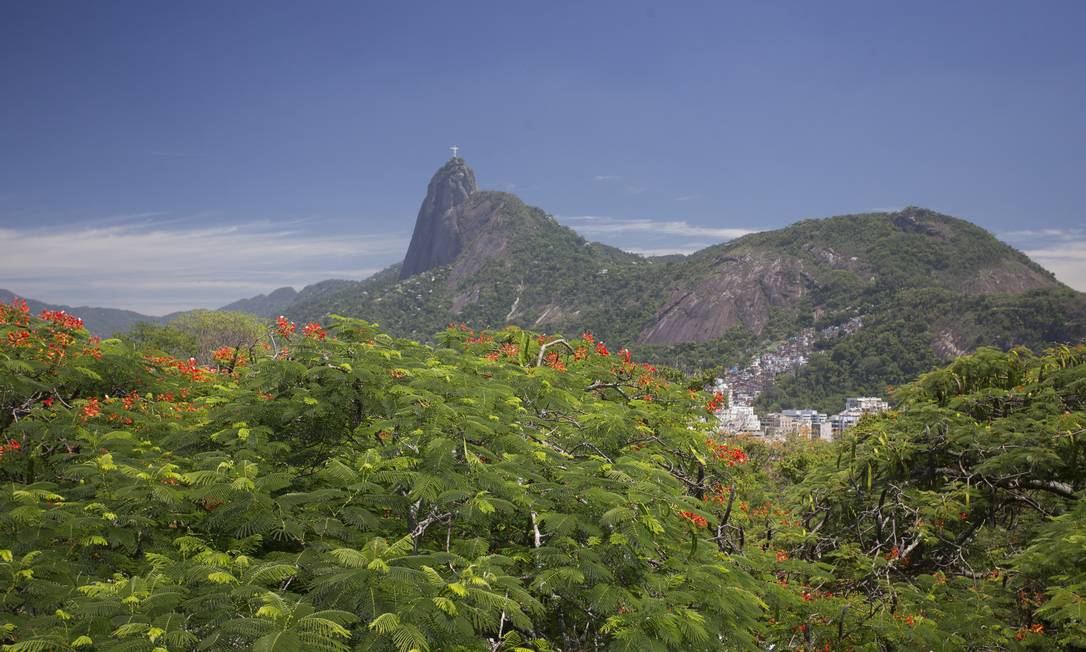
[639,256,815,344]
[399,157,478,279]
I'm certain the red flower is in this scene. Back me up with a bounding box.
[276,315,296,337]
[595,342,610,356]
[302,322,326,340]
[704,391,725,413]
[82,398,101,419]
[39,309,85,330]
[0,439,21,460]
[42,397,55,407]
[6,330,31,347]
[705,438,748,466]
[212,346,236,362]
[175,357,209,381]
[618,348,632,364]
[678,510,708,528]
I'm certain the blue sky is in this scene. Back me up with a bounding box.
[1,1,1084,313]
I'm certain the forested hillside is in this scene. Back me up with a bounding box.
[2,296,1084,650]
[259,160,1086,405]
[0,289,161,337]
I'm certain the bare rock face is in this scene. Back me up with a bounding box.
[639,256,814,344]
[399,158,478,280]
[892,208,945,238]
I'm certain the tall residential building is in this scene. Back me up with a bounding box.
[831,397,891,436]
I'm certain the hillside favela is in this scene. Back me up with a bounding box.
[2,4,1085,651]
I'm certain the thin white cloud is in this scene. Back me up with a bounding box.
[1001,227,1086,291]
[626,245,704,256]
[1022,246,1086,291]
[675,194,700,202]
[0,221,408,314]
[1002,227,1084,239]
[592,175,620,181]
[564,215,758,240]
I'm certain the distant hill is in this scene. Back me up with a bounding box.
[0,279,359,337]
[35,157,1080,404]
[232,157,1085,405]
[218,279,359,318]
[0,288,162,336]
[218,286,299,317]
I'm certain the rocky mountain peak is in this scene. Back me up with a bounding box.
[400,157,479,279]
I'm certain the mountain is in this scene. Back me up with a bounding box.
[399,157,479,279]
[229,158,1086,403]
[0,288,162,336]
[218,286,299,317]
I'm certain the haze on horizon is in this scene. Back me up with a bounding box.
[1,1,1084,314]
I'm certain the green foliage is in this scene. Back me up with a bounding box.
[4,298,1084,650]
[166,310,269,364]
[1,307,768,650]
[120,322,199,359]
[120,310,270,365]
[779,344,1086,649]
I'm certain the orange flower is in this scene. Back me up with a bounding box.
[302,322,326,340]
[544,351,567,372]
[276,315,296,337]
[678,511,708,528]
[82,398,101,419]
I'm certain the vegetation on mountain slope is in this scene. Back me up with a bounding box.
[757,287,1086,413]
[3,296,1085,650]
[0,289,160,338]
[278,200,1084,407]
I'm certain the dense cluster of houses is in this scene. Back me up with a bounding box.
[720,318,862,405]
[706,316,886,441]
